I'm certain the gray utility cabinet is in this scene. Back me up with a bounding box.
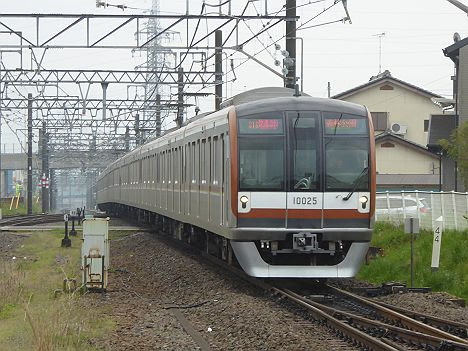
[81,217,110,290]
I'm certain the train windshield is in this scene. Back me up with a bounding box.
[324,112,369,191]
[289,112,320,191]
[238,114,285,191]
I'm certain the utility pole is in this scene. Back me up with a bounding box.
[215,30,223,110]
[177,67,184,128]
[285,0,296,89]
[156,93,161,137]
[49,169,55,212]
[124,126,130,151]
[101,82,108,121]
[135,114,140,146]
[41,121,49,213]
[27,93,33,215]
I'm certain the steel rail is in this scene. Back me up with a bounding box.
[154,234,399,351]
[369,298,468,339]
[274,287,399,351]
[284,288,468,351]
[328,285,468,345]
[0,213,63,226]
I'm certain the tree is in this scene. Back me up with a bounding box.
[439,120,468,189]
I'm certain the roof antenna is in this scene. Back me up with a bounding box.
[294,83,301,97]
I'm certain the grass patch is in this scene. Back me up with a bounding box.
[0,229,113,350]
[358,222,468,300]
[0,200,41,217]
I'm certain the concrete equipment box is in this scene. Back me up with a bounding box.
[81,217,110,290]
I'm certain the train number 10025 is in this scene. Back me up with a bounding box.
[292,197,318,205]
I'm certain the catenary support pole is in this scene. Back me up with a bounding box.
[156,93,161,137]
[49,169,55,211]
[135,113,140,146]
[285,0,296,89]
[41,121,49,213]
[27,93,33,215]
[215,30,223,110]
[177,67,184,128]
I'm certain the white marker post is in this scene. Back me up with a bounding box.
[431,216,444,272]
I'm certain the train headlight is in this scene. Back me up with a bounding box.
[359,196,368,204]
[240,195,249,209]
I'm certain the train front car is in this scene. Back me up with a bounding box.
[229,96,375,278]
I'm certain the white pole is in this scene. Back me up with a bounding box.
[441,192,446,228]
[386,191,391,222]
[431,216,444,271]
[415,190,421,223]
[402,190,406,222]
[452,191,458,230]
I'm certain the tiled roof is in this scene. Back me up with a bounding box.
[332,71,441,100]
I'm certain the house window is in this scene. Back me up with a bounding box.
[424,119,429,132]
[370,112,388,131]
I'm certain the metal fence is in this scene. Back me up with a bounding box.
[375,191,468,231]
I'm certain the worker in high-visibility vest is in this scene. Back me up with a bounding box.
[15,182,22,197]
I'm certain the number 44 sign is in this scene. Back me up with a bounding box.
[431,216,444,272]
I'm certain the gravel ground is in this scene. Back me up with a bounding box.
[0,231,29,261]
[2,222,466,349]
[374,292,468,325]
[329,278,468,325]
[88,231,358,351]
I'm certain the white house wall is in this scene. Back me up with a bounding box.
[376,140,438,175]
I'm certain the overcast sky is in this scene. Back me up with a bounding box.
[1,0,467,146]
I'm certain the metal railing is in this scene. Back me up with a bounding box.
[375,191,468,231]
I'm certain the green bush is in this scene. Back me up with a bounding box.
[358,222,468,300]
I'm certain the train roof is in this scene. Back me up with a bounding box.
[220,87,308,108]
[235,95,367,117]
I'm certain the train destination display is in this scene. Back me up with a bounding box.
[238,118,284,134]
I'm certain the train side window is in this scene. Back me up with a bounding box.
[139,159,142,184]
[174,148,179,183]
[192,142,196,182]
[179,146,183,184]
[162,152,165,182]
[167,149,173,183]
[213,136,218,184]
[208,137,212,186]
[195,141,199,184]
[201,139,206,183]
[221,134,224,189]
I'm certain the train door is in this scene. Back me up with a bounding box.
[286,112,323,229]
[182,144,188,216]
[173,147,181,214]
[199,139,209,221]
[161,151,167,210]
[151,154,156,208]
[156,153,161,209]
[167,149,173,211]
[191,141,200,218]
[210,135,222,225]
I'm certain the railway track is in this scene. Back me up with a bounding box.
[0,213,64,227]
[277,285,468,351]
[142,228,468,351]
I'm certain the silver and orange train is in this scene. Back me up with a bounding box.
[97,88,376,278]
